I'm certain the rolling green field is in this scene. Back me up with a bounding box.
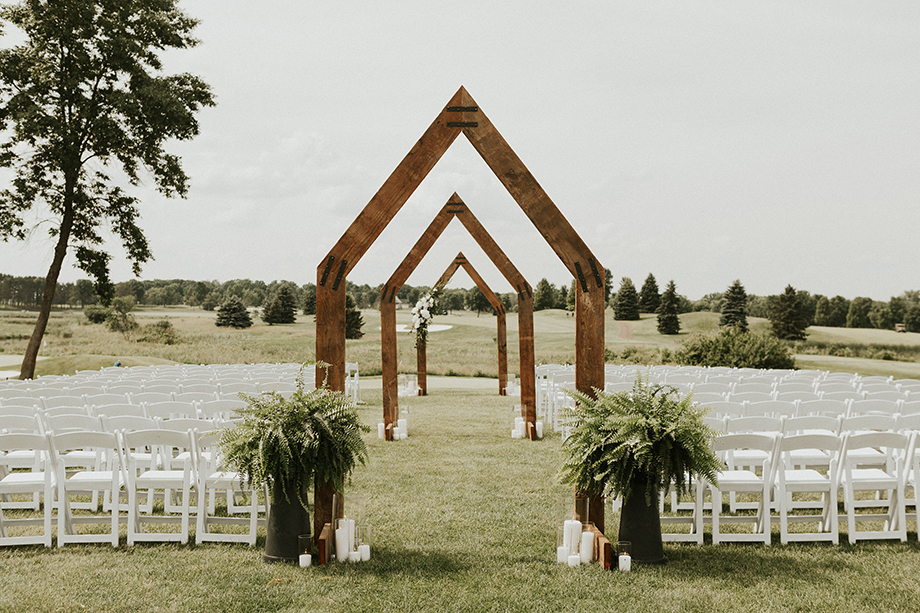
[2,305,920,380]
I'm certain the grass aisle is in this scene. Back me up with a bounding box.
[3,387,920,611]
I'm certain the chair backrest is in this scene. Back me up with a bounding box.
[142,384,182,394]
[0,405,38,418]
[84,393,130,408]
[841,431,908,466]
[121,428,194,470]
[174,391,219,404]
[0,396,40,409]
[711,433,779,469]
[783,414,841,436]
[727,391,775,403]
[798,399,850,418]
[692,382,733,395]
[849,398,901,416]
[91,402,147,419]
[778,432,841,455]
[0,413,43,434]
[104,384,145,395]
[733,382,775,394]
[725,415,784,435]
[129,392,174,405]
[50,430,119,468]
[29,388,70,399]
[816,381,857,394]
[157,418,219,433]
[839,413,898,434]
[900,400,920,416]
[774,381,816,394]
[775,391,822,403]
[747,400,797,418]
[41,405,91,418]
[701,400,746,418]
[197,399,245,420]
[821,391,864,402]
[44,413,104,434]
[102,415,159,433]
[144,401,198,420]
[0,432,52,456]
[180,383,220,395]
[216,382,259,396]
[861,391,908,403]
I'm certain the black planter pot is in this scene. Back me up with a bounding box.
[617,488,666,565]
[263,480,311,564]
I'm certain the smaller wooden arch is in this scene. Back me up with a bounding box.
[380,194,535,440]
[429,252,508,397]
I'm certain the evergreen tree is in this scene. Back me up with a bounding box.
[566,279,577,311]
[215,297,252,329]
[770,285,808,340]
[301,284,317,315]
[533,278,557,311]
[656,280,681,335]
[614,277,640,321]
[638,273,661,313]
[345,294,364,339]
[556,283,569,310]
[604,268,613,305]
[262,285,297,325]
[719,279,748,332]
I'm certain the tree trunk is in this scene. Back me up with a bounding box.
[19,205,73,380]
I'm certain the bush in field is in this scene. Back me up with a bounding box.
[719,279,748,332]
[137,320,179,344]
[656,280,681,335]
[614,277,640,321]
[770,284,808,341]
[106,297,138,334]
[84,305,111,324]
[216,297,252,329]
[676,327,795,370]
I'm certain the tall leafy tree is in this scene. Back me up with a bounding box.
[0,1,214,379]
[719,279,748,332]
[466,287,492,316]
[638,273,660,313]
[614,277,640,321]
[770,284,808,340]
[533,278,557,311]
[846,297,873,329]
[656,280,681,335]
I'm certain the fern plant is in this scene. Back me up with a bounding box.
[219,365,370,508]
[559,377,721,505]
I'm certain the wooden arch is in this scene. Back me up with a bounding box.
[433,252,508,397]
[315,86,607,535]
[379,194,534,437]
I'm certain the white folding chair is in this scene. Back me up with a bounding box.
[197,399,245,422]
[775,433,841,544]
[193,430,261,545]
[51,430,122,547]
[121,429,193,545]
[839,431,909,544]
[144,401,198,420]
[0,433,55,547]
[709,433,779,545]
[345,362,361,402]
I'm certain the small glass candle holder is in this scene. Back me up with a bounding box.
[617,540,632,572]
[356,524,371,561]
[298,534,312,567]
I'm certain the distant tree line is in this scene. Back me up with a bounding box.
[4,270,919,334]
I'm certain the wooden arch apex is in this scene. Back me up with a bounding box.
[435,251,509,397]
[315,87,606,536]
[379,194,535,435]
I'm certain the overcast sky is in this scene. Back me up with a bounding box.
[1,1,918,301]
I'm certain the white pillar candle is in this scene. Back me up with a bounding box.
[618,554,632,572]
[556,545,569,563]
[567,553,581,567]
[580,530,594,564]
[359,544,371,561]
[335,527,349,562]
[377,423,385,439]
[536,421,544,439]
[344,518,355,553]
[511,429,521,439]
[299,554,312,568]
[563,519,581,553]
[348,550,361,563]
[397,418,407,434]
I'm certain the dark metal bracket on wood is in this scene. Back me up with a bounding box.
[319,256,335,286]
[332,259,348,291]
[589,257,602,289]
[446,106,479,112]
[447,121,478,128]
[575,261,588,292]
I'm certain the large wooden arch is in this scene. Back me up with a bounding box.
[316,86,607,535]
[434,252,508,396]
[379,194,534,436]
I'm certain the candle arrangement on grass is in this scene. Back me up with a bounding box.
[555,494,594,566]
[509,405,543,439]
[334,494,371,563]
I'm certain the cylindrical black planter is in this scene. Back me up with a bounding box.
[263,480,311,564]
[617,488,666,565]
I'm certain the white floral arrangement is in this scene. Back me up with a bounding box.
[412,285,443,348]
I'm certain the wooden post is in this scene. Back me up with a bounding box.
[497,311,507,395]
[317,523,333,565]
[517,292,537,439]
[313,478,336,555]
[380,293,399,434]
[576,282,607,533]
[315,282,346,392]
[416,339,427,395]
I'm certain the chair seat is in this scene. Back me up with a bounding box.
[846,468,898,490]
[0,472,54,490]
[716,469,764,488]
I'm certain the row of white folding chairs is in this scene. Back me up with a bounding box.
[1,380,300,401]
[701,397,920,420]
[660,429,920,546]
[0,426,262,548]
[0,398,245,424]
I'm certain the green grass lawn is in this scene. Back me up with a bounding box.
[3,387,920,612]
